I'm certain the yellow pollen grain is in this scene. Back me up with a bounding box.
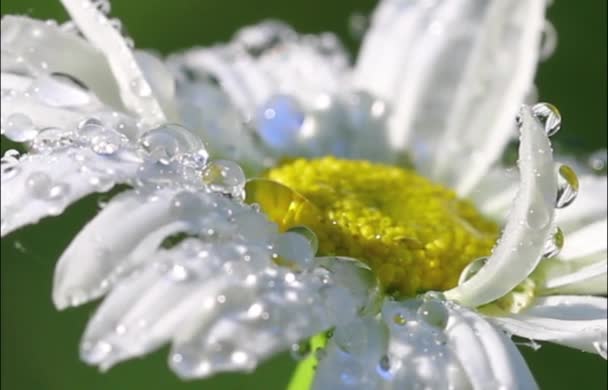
[262,157,499,297]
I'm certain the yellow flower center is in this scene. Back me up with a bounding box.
[247,157,499,297]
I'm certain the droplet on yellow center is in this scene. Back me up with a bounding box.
[247,157,499,297]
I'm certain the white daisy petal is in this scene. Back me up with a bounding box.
[171,257,376,379]
[535,252,607,296]
[60,0,169,127]
[53,189,258,309]
[445,105,557,307]
[1,148,138,237]
[556,174,607,234]
[559,219,607,261]
[356,0,546,196]
[312,317,389,390]
[1,16,124,110]
[491,295,608,358]
[446,304,538,389]
[471,166,519,221]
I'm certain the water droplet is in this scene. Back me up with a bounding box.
[417,300,449,329]
[140,124,203,164]
[3,113,38,142]
[290,341,311,360]
[81,340,113,364]
[92,0,111,14]
[202,160,246,199]
[48,182,70,200]
[230,350,249,366]
[274,231,315,269]
[587,149,607,173]
[286,225,319,254]
[543,227,564,258]
[393,313,407,326]
[458,257,488,285]
[25,172,53,199]
[556,164,579,209]
[1,150,21,181]
[593,340,607,359]
[31,127,75,152]
[256,94,305,150]
[377,355,391,375]
[531,103,561,136]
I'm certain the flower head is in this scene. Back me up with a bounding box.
[1,0,606,389]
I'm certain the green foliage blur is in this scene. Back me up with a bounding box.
[1,1,606,389]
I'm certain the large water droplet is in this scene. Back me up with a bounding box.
[543,226,564,258]
[417,300,449,329]
[202,160,245,199]
[587,149,607,173]
[531,103,561,136]
[286,225,319,254]
[376,355,392,380]
[165,263,190,282]
[1,149,21,181]
[31,127,75,152]
[274,231,315,269]
[255,94,305,150]
[25,171,53,199]
[140,124,203,164]
[458,257,488,285]
[3,113,38,142]
[48,182,70,201]
[556,164,579,209]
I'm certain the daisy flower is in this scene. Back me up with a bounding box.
[1,0,606,389]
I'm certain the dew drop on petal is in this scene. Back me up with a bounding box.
[457,256,488,286]
[1,150,21,181]
[165,264,190,282]
[531,102,561,136]
[140,124,202,164]
[290,341,311,361]
[202,160,246,199]
[3,113,38,142]
[48,182,70,201]
[286,225,319,254]
[543,226,564,258]
[556,164,579,209]
[274,231,315,269]
[393,313,407,326]
[587,149,607,173]
[417,300,449,329]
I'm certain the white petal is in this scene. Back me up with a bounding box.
[446,304,538,389]
[312,317,389,390]
[556,174,607,234]
[490,295,607,357]
[60,0,168,127]
[170,257,376,379]
[53,189,256,309]
[1,148,138,237]
[560,219,607,260]
[534,252,607,296]
[355,0,546,195]
[470,166,519,221]
[445,106,557,307]
[1,16,125,110]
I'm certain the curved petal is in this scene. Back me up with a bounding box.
[1,16,124,110]
[490,295,607,357]
[446,304,538,389]
[355,0,546,195]
[470,166,519,221]
[60,0,170,127]
[1,148,138,237]
[445,106,557,307]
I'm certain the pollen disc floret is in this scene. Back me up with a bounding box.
[261,157,499,296]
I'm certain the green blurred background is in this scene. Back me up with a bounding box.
[1,0,606,389]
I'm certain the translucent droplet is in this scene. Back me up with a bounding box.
[458,257,488,285]
[348,12,369,39]
[90,128,124,155]
[543,227,564,258]
[531,103,561,136]
[274,231,315,269]
[92,0,111,14]
[81,340,113,364]
[25,172,53,199]
[140,124,203,164]
[255,94,305,150]
[378,355,391,373]
[556,164,579,209]
[417,300,449,329]
[48,182,70,200]
[31,127,75,152]
[166,264,190,282]
[3,113,38,142]
[202,160,245,199]
[290,341,311,360]
[286,225,319,254]
[1,150,21,181]
[587,149,607,173]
